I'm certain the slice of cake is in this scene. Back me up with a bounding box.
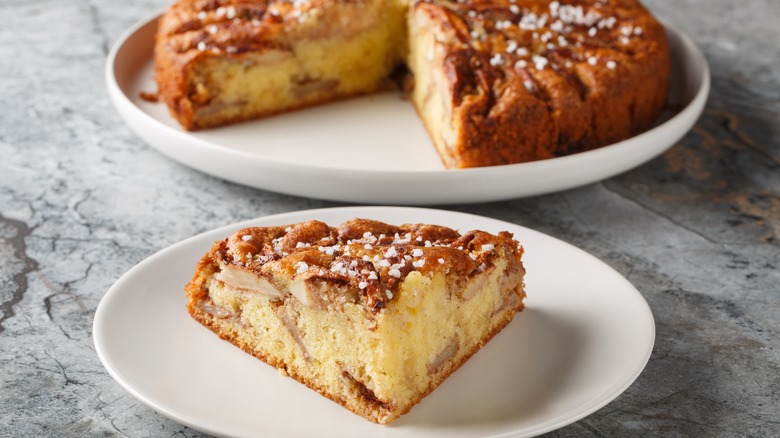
[185,218,526,423]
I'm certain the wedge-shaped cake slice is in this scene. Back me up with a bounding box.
[185,218,526,423]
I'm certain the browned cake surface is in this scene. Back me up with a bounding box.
[185,218,526,423]
[186,217,525,318]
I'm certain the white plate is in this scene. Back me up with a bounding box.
[107,14,709,204]
[94,207,655,438]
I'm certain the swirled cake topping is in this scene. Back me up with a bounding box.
[210,218,522,312]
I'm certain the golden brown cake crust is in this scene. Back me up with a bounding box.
[187,218,524,314]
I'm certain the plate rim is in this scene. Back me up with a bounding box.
[93,206,655,438]
[105,14,710,204]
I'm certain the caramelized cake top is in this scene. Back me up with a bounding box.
[158,0,665,61]
[206,219,524,312]
[158,0,385,56]
[413,0,667,102]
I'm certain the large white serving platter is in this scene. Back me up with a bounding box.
[107,14,708,204]
[94,207,655,438]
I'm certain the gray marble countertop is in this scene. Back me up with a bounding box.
[1,0,778,436]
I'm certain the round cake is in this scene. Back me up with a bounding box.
[154,0,670,168]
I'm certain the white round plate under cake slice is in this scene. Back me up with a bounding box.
[94,206,655,438]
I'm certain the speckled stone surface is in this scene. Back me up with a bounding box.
[0,0,778,436]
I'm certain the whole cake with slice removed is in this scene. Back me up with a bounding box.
[154,0,670,168]
[184,218,526,423]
